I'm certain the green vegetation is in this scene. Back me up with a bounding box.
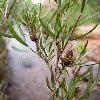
[0,0,100,100]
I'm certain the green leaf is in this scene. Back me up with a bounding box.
[75,67,92,83]
[80,40,88,55]
[40,37,48,57]
[55,88,59,98]
[15,21,26,41]
[12,46,29,52]
[56,21,68,39]
[7,0,17,18]
[61,0,74,13]
[59,78,68,94]
[0,32,13,38]
[39,18,55,38]
[49,49,54,59]
[79,80,96,100]
[49,9,58,23]
[67,80,75,100]
[8,23,28,47]
[54,13,61,39]
[59,79,68,99]
[81,0,87,13]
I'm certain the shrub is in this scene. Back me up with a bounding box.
[0,0,100,100]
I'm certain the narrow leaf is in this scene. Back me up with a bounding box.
[15,21,26,41]
[40,18,55,38]
[12,46,29,52]
[8,23,28,47]
[79,80,96,100]
[75,67,92,83]
[0,32,13,38]
[81,0,87,13]
[49,9,58,23]
[80,40,88,55]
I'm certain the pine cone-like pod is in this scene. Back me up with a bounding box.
[30,35,38,43]
[60,50,74,67]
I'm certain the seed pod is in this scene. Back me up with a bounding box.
[30,35,38,43]
[60,50,73,67]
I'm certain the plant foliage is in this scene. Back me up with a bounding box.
[0,0,100,100]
